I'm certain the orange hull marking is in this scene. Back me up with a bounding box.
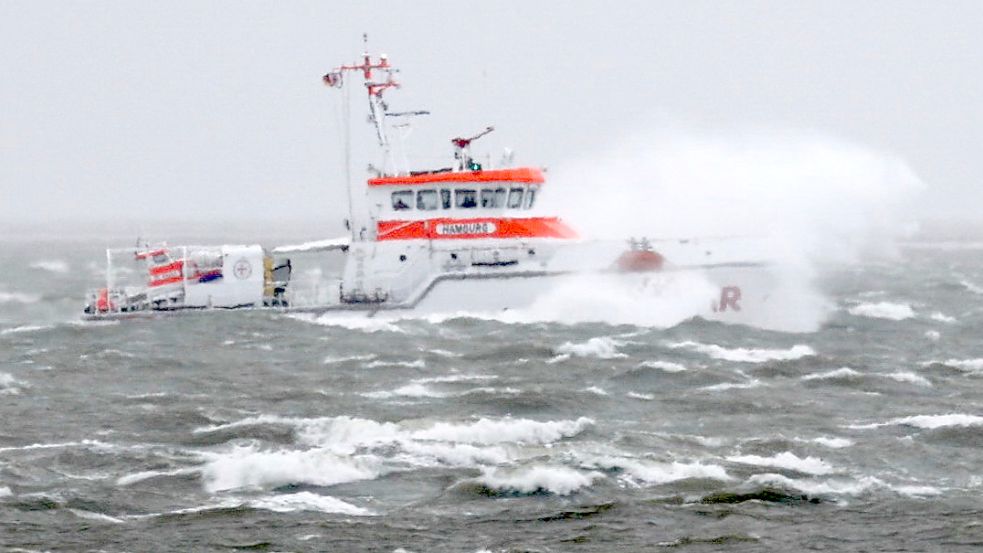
[368,167,545,187]
[376,217,578,241]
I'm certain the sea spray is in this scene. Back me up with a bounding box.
[542,128,924,330]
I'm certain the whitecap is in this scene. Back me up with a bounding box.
[668,341,815,363]
[847,301,915,321]
[552,336,626,360]
[726,451,833,475]
[413,374,497,384]
[410,416,593,445]
[637,360,687,372]
[748,473,878,496]
[68,509,124,523]
[200,445,380,493]
[322,353,376,364]
[588,457,732,485]
[801,368,862,381]
[847,413,983,430]
[476,465,602,496]
[878,371,931,386]
[808,437,854,449]
[0,373,24,395]
[701,379,763,392]
[581,386,608,396]
[929,312,956,324]
[0,325,51,336]
[362,383,446,399]
[287,313,405,334]
[247,492,372,515]
[364,359,426,369]
[929,359,983,373]
[626,391,654,400]
[117,467,198,486]
[0,486,11,497]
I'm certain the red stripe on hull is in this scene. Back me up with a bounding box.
[376,217,577,241]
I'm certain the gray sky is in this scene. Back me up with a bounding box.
[2,1,981,235]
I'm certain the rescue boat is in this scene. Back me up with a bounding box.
[82,43,776,324]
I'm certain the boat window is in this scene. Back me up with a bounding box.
[480,187,508,208]
[455,189,477,208]
[525,187,537,209]
[417,189,438,211]
[440,189,451,209]
[391,190,413,211]
[507,187,524,208]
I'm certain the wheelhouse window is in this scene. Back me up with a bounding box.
[440,189,451,209]
[455,189,477,208]
[524,186,538,209]
[507,187,524,208]
[416,189,438,211]
[391,190,413,211]
[480,187,507,208]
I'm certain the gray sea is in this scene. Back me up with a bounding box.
[2,236,983,552]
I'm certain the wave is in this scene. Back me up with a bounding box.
[363,359,426,369]
[959,278,983,295]
[637,360,687,372]
[927,359,983,373]
[848,414,983,430]
[200,445,381,493]
[0,486,11,497]
[929,312,957,324]
[726,452,833,475]
[322,354,377,364]
[552,336,627,361]
[626,391,654,400]
[475,465,603,496]
[847,301,915,321]
[362,383,446,399]
[748,473,940,498]
[0,325,51,336]
[410,417,594,445]
[0,372,24,395]
[247,492,372,515]
[29,259,69,273]
[807,437,854,449]
[801,367,861,381]
[412,374,497,384]
[700,379,763,392]
[668,341,815,363]
[287,313,405,333]
[581,386,609,396]
[879,371,931,386]
[587,456,732,485]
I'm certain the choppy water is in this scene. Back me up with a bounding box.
[2,239,983,551]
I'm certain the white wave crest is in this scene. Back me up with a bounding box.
[801,368,861,381]
[847,301,915,321]
[0,373,24,395]
[929,312,956,324]
[287,313,405,333]
[727,451,833,475]
[364,359,426,369]
[362,383,446,399]
[581,386,608,396]
[29,260,69,273]
[413,374,497,384]
[247,492,372,515]
[626,391,654,400]
[637,360,687,372]
[930,359,983,373]
[808,437,854,449]
[477,465,603,496]
[0,291,40,304]
[748,473,877,496]
[848,413,983,430]
[879,371,931,386]
[590,457,732,485]
[701,379,763,392]
[669,341,815,363]
[0,325,51,336]
[411,417,594,445]
[200,445,380,493]
[553,336,626,360]
[0,486,11,497]
[322,354,376,364]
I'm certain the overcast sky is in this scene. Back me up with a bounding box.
[1,1,981,235]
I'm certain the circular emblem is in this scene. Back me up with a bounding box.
[232,258,252,280]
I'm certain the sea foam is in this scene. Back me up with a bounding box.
[669,341,815,363]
